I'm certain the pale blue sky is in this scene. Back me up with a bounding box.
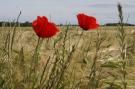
[0,0,135,24]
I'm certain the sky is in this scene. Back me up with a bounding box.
[0,0,135,24]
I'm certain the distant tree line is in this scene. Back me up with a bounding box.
[0,21,32,27]
[105,23,135,26]
[0,21,79,27]
[0,21,135,27]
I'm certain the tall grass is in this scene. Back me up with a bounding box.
[117,3,127,89]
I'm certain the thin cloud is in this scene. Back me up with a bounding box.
[89,3,135,8]
[89,4,116,8]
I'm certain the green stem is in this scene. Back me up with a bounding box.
[28,37,42,88]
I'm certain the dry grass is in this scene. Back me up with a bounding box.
[0,26,135,89]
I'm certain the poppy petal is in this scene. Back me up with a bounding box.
[77,13,99,30]
[32,16,59,38]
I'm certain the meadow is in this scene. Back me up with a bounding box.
[0,25,135,89]
[0,3,135,89]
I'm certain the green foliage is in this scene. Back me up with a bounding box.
[101,61,119,68]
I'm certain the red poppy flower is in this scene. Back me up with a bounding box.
[77,13,99,30]
[32,16,59,38]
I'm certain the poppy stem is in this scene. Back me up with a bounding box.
[75,30,84,48]
[28,37,43,87]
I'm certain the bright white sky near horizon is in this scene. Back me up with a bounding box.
[0,0,135,25]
